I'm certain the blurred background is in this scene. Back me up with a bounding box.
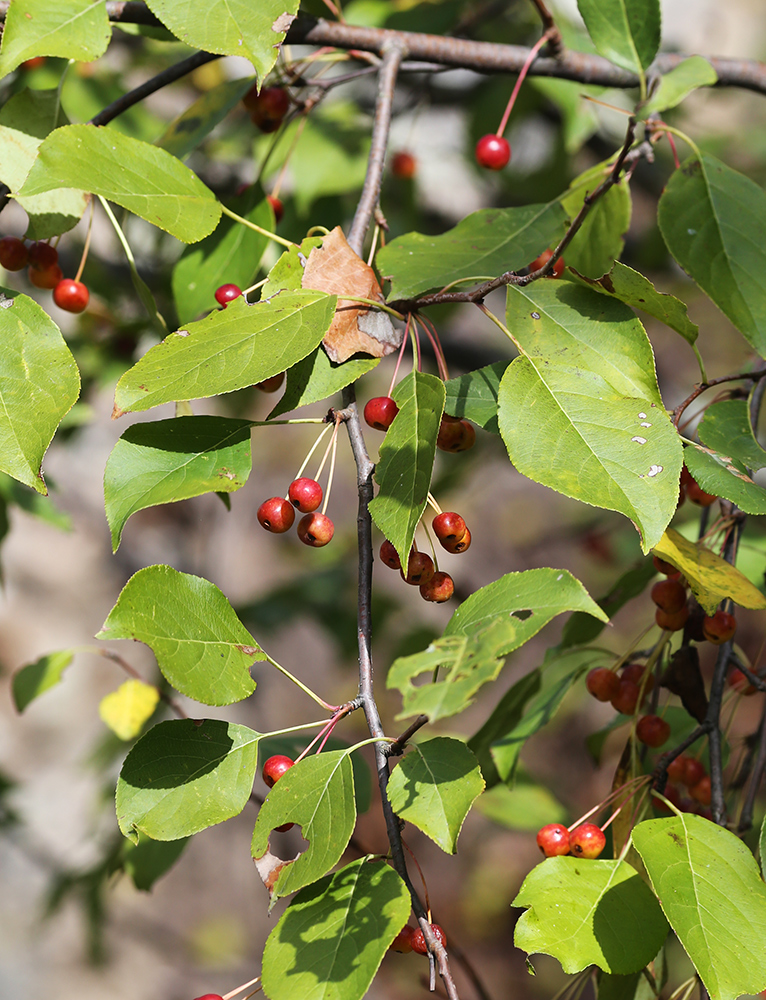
[1,1,766,997]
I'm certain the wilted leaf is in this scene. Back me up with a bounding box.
[99,679,160,741]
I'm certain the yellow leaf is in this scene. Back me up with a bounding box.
[99,679,160,741]
[653,527,766,615]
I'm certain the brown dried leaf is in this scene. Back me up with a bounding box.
[302,226,401,363]
[253,848,300,896]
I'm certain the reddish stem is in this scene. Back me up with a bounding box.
[496,34,549,136]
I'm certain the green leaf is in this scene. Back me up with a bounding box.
[104,416,253,552]
[268,347,379,419]
[760,813,766,880]
[445,566,608,641]
[157,76,256,160]
[443,361,510,434]
[574,261,699,347]
[387,618,517,722]
[99,679,160,741]
[262,859,411,1000]
[97,565,263,706]
[251,750,356,899]
[378,201,568,302]
[261,237,324,296]
[698,399,766,471]
[560,557,656,648]
[145,0,299,81]
[474,778,567,831]
[12,650,74,712]
[683,442,766,515]
[0,0,110,77]
[120,832,189,892]
[171,184,272,325]
[468,669,542,786]
[576,0,660,75]
[116,718,260,842]
[114,291,336,415]
[633,814,766,1000]
[369,371,445,568]
[259,734,372,815]
[20,124,221,243]
[513,856,668,974]
[561,163,631,278]
[643,56,718,116]
[387,738,484,854]
[0,290,80,493]
[658,153,766,357]
[498,282,683,552]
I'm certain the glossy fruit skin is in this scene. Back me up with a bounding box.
[262,754,294,788]
[432,511,467,544]
[0,235,28,270]
[288,477,323,513]
[682,757,706,788]
[28,263,63,289]
[536,822,570,857]
[401,550,435,586]
[53,278,89,313]
[685,473,717,507]
[475,133,511,170]
[391,151,417,179]
[411,923,447,956]
[621,663,654,693]
[364,396,399,431]
[655,605,689,631]
[666,755,688,783]
[389,924,414,953]
[192,994,224,1000]
[702,609,736,644]
[586,667,620,702]
[689,774,711,806]
[437,415,475,452]
[611,679,640,715]
[728,667,756,695]
[214,283,242,306]
[636,714,671,748]
[420,571,455,603]
[256,372,285,392]
[529,248,565,277]
[257,497,295,533]
[569,823,606,859]
[441,527,472,554]
[298,512,334,547]
[379,539,401,570]
[651,578,686,614]
[268,195,284,222]
[27,241,58,270]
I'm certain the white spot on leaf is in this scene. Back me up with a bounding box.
[632,436,647,444]
[647,465,663,477]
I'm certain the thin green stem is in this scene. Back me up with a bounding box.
[338,294,405,321]
[261,718,336,739]
[263,653,338,711]
[476,302,522,352]
[653,123,703,160]
[294,422,333,480]
[220,204,295,249]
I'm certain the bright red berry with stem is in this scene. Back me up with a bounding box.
[432,512,467,545]
[27,241,58,270]
[0,236,28,270]
[256,372,285,392]
[411,924,447,956]
[214,283,242,307]
[288,477,323,513]
[569,823,606,859]
[475,133,511,170]
[389,924,414,953]
[262,754,294,788]
[586,667,620,702]
[440,528,471,554]
[53,279,89,313]
[401,550,435,586]
[529,249,565,277]
[636,714,671,748]
[702,609,736,644]
[297,512,334,547]
[391,151,417,179]
[28,263,63,289]
[379,539,401,570]
[536,823,570,857]
[364,396,399,431]
[268,195,284,222]
[257,497,295,533]
[420,571,455,603]
[651,578,686,614]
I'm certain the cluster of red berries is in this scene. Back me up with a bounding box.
[536,821,607,859]
[262,754,295,832]
[659,754,712,812]
[651,555,737,642]
[258,478,334,547]
[587,661,658,718]
[389,921,447,955]
[242,84,290,133]
[0,237,89,312]
[380,511,471,604]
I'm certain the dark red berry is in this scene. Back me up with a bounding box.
[53,278,89,313]
[288,477,323,513]
[569,823,606,859]
[379,539,401,570]
[586,667,620,702]
[702,610,736,644]
[28,263,63,289]
[475,133,511,170]
[256,372,285,392]
[214,283,242,307]
[529,249,564,277]
[636,714,671,748]
[689,775,711,806]
[0,236,28,270]
[685,472,717,507]
[651,578,686,614]
[389,924,414,953]
[297,512,334,547]
[666,755,687,784]
[262,754,294,788]
[682,758,706,788]
[728,667,756,695]
[267,195,284,223]
[420,571,455,603]
[611,679,640,715]
[437,416,475,452]
[653,554,680,576]
[257,497,295,533]
[391,151,417,179]
[400,550,435,586]
[536,822,570,857]
[655,605,689,631]
[411,924,447,956]
[364,396,399,431]
[432,512,467,544]
[27,241,58,270]
[440,528,471,554]
[622,663,654,694]
[244,85,290,131]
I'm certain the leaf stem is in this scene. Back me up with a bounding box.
[220,204,295,249]
[262,653,339,711]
